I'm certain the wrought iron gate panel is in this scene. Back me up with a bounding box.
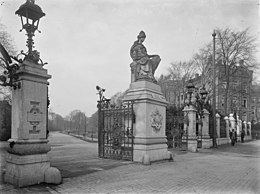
[166,106,187,151]
[99,102,134,161]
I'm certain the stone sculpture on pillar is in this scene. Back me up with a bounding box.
[130,31,161,83]
[124,31,170,164]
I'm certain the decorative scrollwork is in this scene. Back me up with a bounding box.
[0,43,21,90]
[151,108,163,133]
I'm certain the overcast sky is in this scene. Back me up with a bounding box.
[0,0,259,117]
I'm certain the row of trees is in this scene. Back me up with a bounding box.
[158,28,258,116]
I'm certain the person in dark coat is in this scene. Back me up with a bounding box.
[229,129,236,146]
[241,129,245,143]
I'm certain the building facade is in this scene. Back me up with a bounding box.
[251,85,260,123]
[159,62,255,123]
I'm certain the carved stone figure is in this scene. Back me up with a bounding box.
[130,31,161,82]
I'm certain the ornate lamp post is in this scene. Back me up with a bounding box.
[195,85,208,148]
[4,0,62,187]
[15,0,45,63]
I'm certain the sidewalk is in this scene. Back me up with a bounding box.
[49,147,259,194]
[1,138,259,194]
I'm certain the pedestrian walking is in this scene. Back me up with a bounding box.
[229,129,236,146]
[241,129,245,143]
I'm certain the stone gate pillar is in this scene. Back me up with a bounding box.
[123,81,170,164]
[248,122,252,140]
[4,59,61,187]
[243,121,247,140]
[229,113,235,130]
[224,116,230,139]
[216,113,220,139]
[183,105,197,152]
[201,109,211,148]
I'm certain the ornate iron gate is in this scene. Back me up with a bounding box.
[98,102,134,161]
[166,106,187,150]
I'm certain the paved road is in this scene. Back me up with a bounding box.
[48,132,131,178]
[51,139,260,194]
[1,132,260,194]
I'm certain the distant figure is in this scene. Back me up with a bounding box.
[241,129,245,143]
[130,31,161,82]
[229,129,236,146]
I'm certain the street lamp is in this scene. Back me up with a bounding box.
[212,30,217,148]
[187,83,208,148]
[196,85,208,148]
[186,81,195,105]
[15,0,45,63]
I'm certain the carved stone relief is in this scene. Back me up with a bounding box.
[150,108,163,133]
[27,101,43,134]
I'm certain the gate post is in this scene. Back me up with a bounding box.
[4,59,61,187]
[123,81,170,164]
[247,122,252,140]
[183,105,197,152]
[201,109,211,148]
[224,116,230,141]
[216,113,221,139]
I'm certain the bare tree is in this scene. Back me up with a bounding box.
[193,43,213,87]
[158,60,196,106]
[0,22,17,102]
[0,23,17,56]
[215,28,258,115]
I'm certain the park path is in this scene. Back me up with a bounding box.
[48,132,131,178]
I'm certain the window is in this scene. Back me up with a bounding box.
[243,98,247,108]
[221,97,224,107]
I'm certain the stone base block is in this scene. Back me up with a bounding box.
[217,138,230,145]
[133,143,170,163]
[4,153,61,187]
[202,136,212,149]
[187,137,197,152]
[44,167,62,184]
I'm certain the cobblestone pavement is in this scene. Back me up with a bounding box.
[49,143,260,194]
[1,133,259,194]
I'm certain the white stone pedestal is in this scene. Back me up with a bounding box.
[123,81,170,164]
[201,109,212,148]
[4,59,61,187]
[183,105,198,152]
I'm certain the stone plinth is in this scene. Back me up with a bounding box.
[4,59,61,187]
[201,109,211,148]
[216,113,220,138]
[123,81,170,163]
[183,105,197,152]
[224,116,230,139]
